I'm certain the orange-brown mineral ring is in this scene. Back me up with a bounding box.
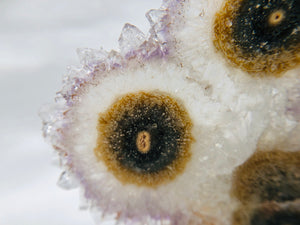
[94,91,194,187]
[213,0,300,76]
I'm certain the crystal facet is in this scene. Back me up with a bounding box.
[57,171,79,190]
[118,23,146,56]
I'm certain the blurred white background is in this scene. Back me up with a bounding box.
[0,0,161,224]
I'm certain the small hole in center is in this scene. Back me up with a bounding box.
[268,10,285,26]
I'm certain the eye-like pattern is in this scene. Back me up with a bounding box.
[95,91,193,187]
[45,56,241,224]
[41,0,300,224]
[213,0,300,75]
[231,150,300,225]
[232,150,300,204]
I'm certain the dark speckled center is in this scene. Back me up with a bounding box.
[95,91,193,187]
[233,0,300,55]
[110,102,182,173]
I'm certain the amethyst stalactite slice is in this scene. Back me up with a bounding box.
[41,0,300,224]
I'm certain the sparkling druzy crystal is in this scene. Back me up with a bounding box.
[41,0,300,224]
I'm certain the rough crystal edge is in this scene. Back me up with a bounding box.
[40,0,186,223]
[52,0,184,108]
[41,0,184,154]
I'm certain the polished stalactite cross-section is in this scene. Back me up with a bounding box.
[94,91,194,187]
[213,0,300,75]
[40,0,300,223]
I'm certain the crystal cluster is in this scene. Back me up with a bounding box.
[41,0,299,224]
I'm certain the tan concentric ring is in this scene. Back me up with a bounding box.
[94,91,194,187]
[213,0,300,76]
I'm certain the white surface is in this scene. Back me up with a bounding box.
[0,0,161,224]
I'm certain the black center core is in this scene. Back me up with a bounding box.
[233,0,300,55]
[107,99,184,174]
